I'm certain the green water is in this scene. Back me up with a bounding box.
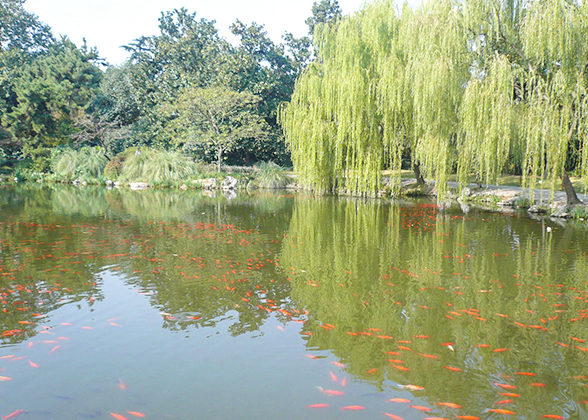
[1,184,588,420]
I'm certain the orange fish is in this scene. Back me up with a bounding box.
[474,344,490,348]
[494,399,513,405]
[306,404,329,408]
[331,362,345,368]
[118,380,127,390]
[387,359,404,364]
[387,398,410,403]
[0,376,12,381]
[419,353,439,359]
[2,410,23,419]
[49,345,60,354]
[443,366,462,372]
[329,371,338,382]
[28,360,39,368]
[410,405,432,411]
[126,412,145,418]
[493,348,510,352]
[487,409,515,415]
[541,416,564,419]
[321,389,344,395]
[530,383,547,387]
[456,417,480,420]
[515,372,536,376]
[493,383,516,390]
[366,368,379,374]
[499,393,520,398]
[110,413,127,420]
[341,377,347,387]
[382,414,404,420]
[392,365,410,371]
[341,406,365,410]
[436,402,461,409]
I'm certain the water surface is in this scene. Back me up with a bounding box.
[1,185,588,420]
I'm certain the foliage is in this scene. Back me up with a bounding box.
[51,147,108,180]
[305,0,342,35]
[119,148,197,183]
[254,161,289,189]
[174,86,268,172]
[281,0,588,203]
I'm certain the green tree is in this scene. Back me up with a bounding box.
[174,86,268,172]
[2,38,102,164]
[305,0,342,35]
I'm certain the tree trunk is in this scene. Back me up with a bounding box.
[561,172,582,206]
[413,163,425,186]
[217,147,223,173]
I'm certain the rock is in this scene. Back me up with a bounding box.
[462,187,471,198]
[130,182,150,190]
[72,179,80,186]
[193,178,216,190]
[180,184,187,190]
[114,181,121,188]
[550,205,570,219]
[105,180,114,187]
[222,176,238,190]
[527,205,546,214]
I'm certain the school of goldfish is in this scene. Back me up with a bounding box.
[1,191,587,419]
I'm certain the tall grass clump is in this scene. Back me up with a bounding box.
[254,161,288,189]
[52,147,108,180]
[119,149,197,183]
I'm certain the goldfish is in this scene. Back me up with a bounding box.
[410,405,432,411]
[306,404,329,408]
[3,410,23,419]
[382,414,404,420]
[329,371,338,382]
[455,417,480,420]
[435,402,461,409]
[541,416,564,419]
[341,406,365,410]
[486,409,515,415]
[493,383,516,389]
[443,366,462,372]
[387,398,410,403]
[499,393,520,398]
[110,413,127,420]
[318,387,344,396]
[126,412,145,418]
[0,376,12,381]
[515,372,536,376]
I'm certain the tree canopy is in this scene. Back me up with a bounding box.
[281,0,588,203]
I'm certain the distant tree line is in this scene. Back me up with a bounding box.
[0,0,342,173]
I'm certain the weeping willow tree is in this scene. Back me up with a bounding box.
[281,0,588,204]
[460,0,588,204]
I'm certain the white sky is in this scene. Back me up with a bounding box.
[23,0,422,66]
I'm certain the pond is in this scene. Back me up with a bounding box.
[1,184,588,420]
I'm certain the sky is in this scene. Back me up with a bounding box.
[23,0,421,66]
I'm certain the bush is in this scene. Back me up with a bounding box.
[254,161,288,189]
[104,153,126,179]
[119,148,197,183]
[51,147,108,181]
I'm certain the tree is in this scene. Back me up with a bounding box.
[282,0,588,203]
[2,38,102,162]
[174,86,268,172]
[305,0,342,35]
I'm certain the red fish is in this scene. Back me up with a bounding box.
[443,366,462,372]
[436,402,461,409]
[493,383,516,390]
[341,406,365,410]
[118,380,127,390]
[126,412,145,418]
[456,417,480,420]
[410,405,432,412]
[387,398,410,403]
[515,372,536,376]
[306,404,329,408]
[486,409,515,415]
[541,416,564,419]
[28,360,39,368]
[2,410,23,419]
[321,389,344,396]
[110,413,127,420]
[494,399,513,405]
[329,371,338,382]
[499,393,520,398]
[382,414,404,420]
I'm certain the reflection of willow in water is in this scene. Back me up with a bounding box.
[281,197,588,414]
[0,186,298,345]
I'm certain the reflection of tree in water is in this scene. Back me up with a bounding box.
[0,185,299,346]
[280,197,588,416]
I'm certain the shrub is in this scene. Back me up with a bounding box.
[254,161,289,189]
[119,149,197,183]
[51,147,108,180]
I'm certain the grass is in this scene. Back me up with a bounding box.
[119,149,198,183]
[253,161,289,189]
